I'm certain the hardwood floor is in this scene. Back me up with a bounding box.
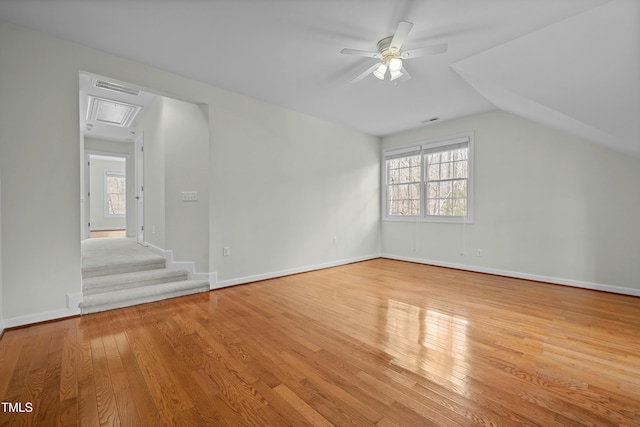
[1,258,639,426]
[89,230,126,238]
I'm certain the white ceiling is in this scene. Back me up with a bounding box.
[1,0,638,156]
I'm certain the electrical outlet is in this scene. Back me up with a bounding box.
[223,246,230,256]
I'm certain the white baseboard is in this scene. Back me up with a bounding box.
[213,254,380,289]
[381,253,640,297]
[3,254,635,332]
[67,292,83,312]
[2,292,82,329]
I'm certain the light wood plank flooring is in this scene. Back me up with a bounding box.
[89,230,126,238]
[1,259,639,426]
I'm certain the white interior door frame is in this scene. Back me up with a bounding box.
[135,132,145,245]
[84,150,130,238]
[83,152,91,240]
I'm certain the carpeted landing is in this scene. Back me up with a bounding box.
[79,237,209,314]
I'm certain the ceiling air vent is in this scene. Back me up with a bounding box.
[87,96,142,127]
[94,79,140,96]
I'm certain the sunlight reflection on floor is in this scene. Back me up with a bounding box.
[384,300,470,387]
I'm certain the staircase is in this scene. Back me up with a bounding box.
[79,238,209,314]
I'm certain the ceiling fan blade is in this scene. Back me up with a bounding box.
[351,63,380,83]
[390,21,413,52]
[340,48,381,59]
[401,43,448,59]
[397,67,411,82]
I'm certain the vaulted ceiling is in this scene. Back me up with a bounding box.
[1,0,638,156]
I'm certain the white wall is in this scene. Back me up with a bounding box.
[381,111,640,294]
[135,97,165,249]
[135,96,210,271]
[0,164,4,334]
[210,98,380,283]
[0,21,380,323]
[0,22,83,319]
[80,133,85,239]
[88,157,126,231]
[163,98,210,272]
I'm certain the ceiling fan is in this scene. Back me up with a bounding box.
[340,21,447,83]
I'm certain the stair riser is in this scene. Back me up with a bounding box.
[80,285,209,315]
[80,279,209,309]
[83,273,189,295]
[82,260,167,279]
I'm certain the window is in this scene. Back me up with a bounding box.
[383,134,473,223]
[104,170,126,217]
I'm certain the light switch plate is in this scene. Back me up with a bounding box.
[182,191,198,202]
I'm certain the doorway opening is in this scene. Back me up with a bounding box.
[84,152,130,239]
[79,70,211,279]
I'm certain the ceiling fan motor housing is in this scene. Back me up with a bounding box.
[377,36,399,64]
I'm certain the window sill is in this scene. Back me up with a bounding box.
[383,215,474,224]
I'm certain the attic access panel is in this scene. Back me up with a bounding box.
[87,96,142,127]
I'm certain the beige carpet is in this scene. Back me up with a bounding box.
[80,237,209,314]
[81,237,166,278]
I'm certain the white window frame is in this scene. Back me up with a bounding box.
[383,132,474,224]
[104,169,126,218]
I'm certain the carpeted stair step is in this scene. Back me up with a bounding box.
[82,256,166,278]
[79,279,210,314]
[81,238,167,278]
[82,268,190,295]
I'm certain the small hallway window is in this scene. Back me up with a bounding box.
[105,170,126,217]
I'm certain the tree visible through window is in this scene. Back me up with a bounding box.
[384,134,473,223]
[387,153,421,216]
[425,146,468,217]
[105,170,126,216]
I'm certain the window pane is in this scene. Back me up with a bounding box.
[453,160,467,179]
[424,145,469,218]
[441,161,451,179]
[386,153,421,216]
[106,174,126,216]
[428,152,441,165]
[439,181,452,197]
[386,141,470,220]
[453,180,466,197]
[427,182,438,199]
[409,163,421,182]
[453,148,467,160]
[388,155,421,184]
[427,164,438,180]
[453,198,466,216]
[387,183,420,216]
[427,199,439,216]
[410,199,420,214]
[108,194,126,215]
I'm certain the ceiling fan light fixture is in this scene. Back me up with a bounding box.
[373,63,387,80]
[388,57,403,72]
[390,69,403,81]
[341,20,448,84]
